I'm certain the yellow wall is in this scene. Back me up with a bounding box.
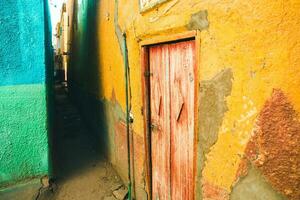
[71,0,300,199]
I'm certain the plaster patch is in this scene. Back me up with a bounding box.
[187,10,209,31]
[196,68,233,199]
[231,165,286,200]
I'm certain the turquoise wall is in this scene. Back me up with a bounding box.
[0,0,52,187]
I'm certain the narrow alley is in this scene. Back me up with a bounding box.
[51,83,127,200]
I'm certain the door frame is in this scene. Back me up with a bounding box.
[140,30,200,200]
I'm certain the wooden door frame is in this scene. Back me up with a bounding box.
[140,30,200,200]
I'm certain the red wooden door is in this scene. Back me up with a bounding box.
[149,40,195,200]
[150,44,171,200]
[169,41,195,200]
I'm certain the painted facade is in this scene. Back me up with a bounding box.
[0,0,52,189]
[68,0,300,199]
[54,0,74,82]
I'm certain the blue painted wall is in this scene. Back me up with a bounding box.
[0,0,53,187]
[0,0,46,86]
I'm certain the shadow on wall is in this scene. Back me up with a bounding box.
[50,0,127,181]
[68,0,107,153]
[44,0,55,179]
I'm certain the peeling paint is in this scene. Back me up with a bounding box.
[114,0,124,57]
[140,0,170,12]
[202,180,229,200]
[148,0,179,23]
[196,68,233,199]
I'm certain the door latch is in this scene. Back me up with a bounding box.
[144,71,153,77]
[150,123,161,132]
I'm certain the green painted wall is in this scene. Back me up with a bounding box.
[0,0,53,187]
[0,85,48,185]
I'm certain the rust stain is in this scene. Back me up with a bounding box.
[202,180,229,200]
[244,89,300,200]
[234,158,249,184]
[132,134,148,200]
[114,121,129,182]
[111,88,117,104]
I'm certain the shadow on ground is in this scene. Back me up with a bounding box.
[49,83,126,200]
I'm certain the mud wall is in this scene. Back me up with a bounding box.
[69,0,300,199]
[0,0,53,188]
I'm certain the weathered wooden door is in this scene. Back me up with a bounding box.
[149,40,195,200]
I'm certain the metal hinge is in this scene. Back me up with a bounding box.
[144,71,153,77]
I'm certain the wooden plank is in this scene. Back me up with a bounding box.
[169,41,195,200]
[149,44,171,200]
[140,46,152,200]
[193,32,201,199]
[140,31,196,47]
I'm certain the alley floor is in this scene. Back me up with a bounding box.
[49,83,127,200]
